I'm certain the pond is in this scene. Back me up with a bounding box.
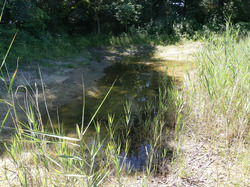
[44,54,169,170]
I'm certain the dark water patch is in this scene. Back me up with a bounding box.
[119,144,151,171]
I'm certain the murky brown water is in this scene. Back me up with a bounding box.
[47,55,160,131]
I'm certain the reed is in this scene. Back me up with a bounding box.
[178,21,250,185]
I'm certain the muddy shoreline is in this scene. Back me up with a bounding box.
[0,42,205,186]
[0,43,201,140]
[0,48,113,139]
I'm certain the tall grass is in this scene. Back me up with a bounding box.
[0,74,115,185]
[186,22,249,142]
[179,22,250,185]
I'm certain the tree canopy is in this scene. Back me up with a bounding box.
[0,0,249,37]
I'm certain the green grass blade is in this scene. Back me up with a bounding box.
[0,0,6,23]
[8,60,18,93]
[0,99,12,106]
[58,155,82,161]
[0,108,10,133]
[95,171,109,186]
[76,124,81,139]
[23,130,80,141]
[1,31,18,69]
[82,79,116,137]
[81,77,85,136]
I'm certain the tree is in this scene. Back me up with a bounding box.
[114,0,142,33]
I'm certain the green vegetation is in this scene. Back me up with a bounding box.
[1,25,249,185]
[177,23,250,185]
[0,0,249,186]
[0,31,182,67]
[0,0,249,67]
[0,61,177,186]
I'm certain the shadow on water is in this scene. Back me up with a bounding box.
[45,47,173,170]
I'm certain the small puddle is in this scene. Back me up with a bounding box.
[45,54,165,170]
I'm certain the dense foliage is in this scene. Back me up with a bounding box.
[0,0,249,65]
[1,0,249,36]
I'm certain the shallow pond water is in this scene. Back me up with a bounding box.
[45,54,166,170]
[47,55,161,128]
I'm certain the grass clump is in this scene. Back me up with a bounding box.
[0,75,114,186]
[187,22,249,142]
[0,79,175,186]
[178,22,250,185]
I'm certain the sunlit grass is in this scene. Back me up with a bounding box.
[186,22,249,141]
[178,22,250,185]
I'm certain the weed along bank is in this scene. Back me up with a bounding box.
[0,41,203,185]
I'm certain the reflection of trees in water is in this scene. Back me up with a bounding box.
[43,56,167,169]
[44,60,157,126]
[101,59,158,101]
[96,61,158,123]
[45,57,160,137]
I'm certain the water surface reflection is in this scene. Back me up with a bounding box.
[45,55,163,169]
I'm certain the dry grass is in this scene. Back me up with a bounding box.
[175,24,250,186]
